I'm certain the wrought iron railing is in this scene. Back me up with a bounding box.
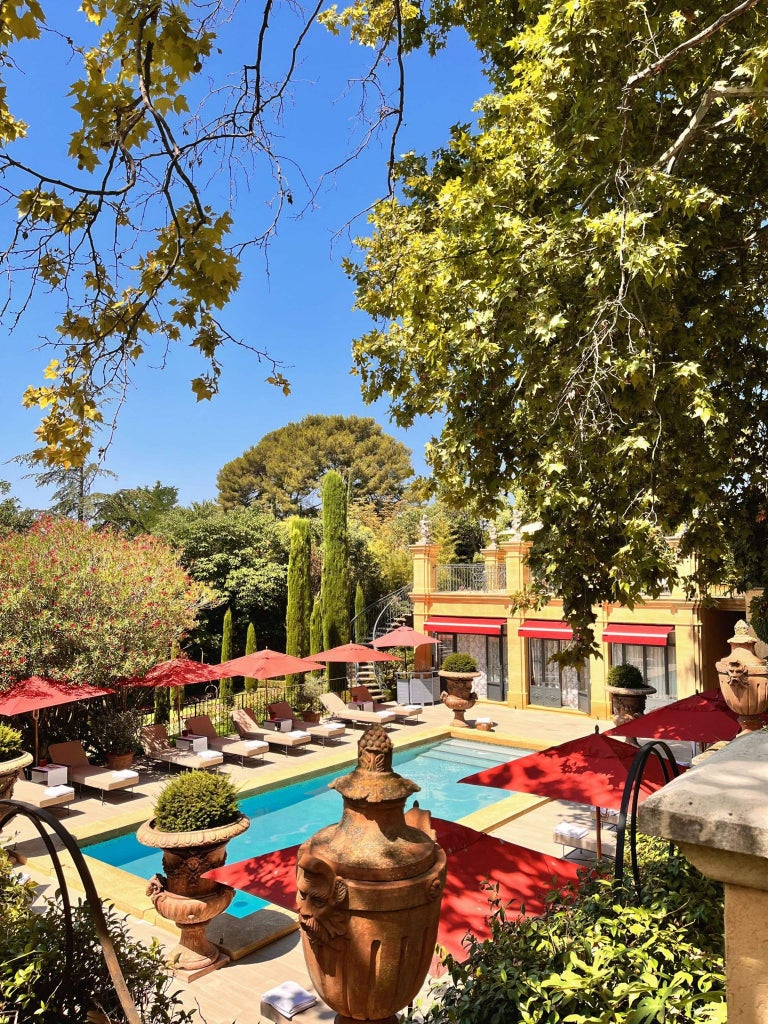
[434,563,507,592]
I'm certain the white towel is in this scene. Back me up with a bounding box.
[555,823,590,839]
[476,717,492,724]
[111,770,138,781]
[43,785,73,797]
[375,710,393,719]
[262,982,317,1019]
[197,750,221,760]
[243,740,266,751]
[287,731,309,740]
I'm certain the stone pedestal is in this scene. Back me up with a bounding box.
[638,731,768,1024]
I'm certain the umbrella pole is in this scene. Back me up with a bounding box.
[595,806,603,860]
[33,709,39,765]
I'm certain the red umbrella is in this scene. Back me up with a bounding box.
[607,688,753,743]
[203,817,581,969]
[459,733,675,860]
[214,650,323,679]
[309,643,399,663]
[371,627,439,649]
[0,676,114,762]
[128,658,223,688]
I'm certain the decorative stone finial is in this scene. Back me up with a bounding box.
[728,619,757,647]
[330,724,419,803]
[717,619,768,733]
[417,514,431,543]
[487,522,498,548]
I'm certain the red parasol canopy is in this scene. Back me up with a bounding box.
[309,643,399,663]
[127,658,223,688]
[214,649,323,679]
[0,676,114,762]
[371,627,439,649]
[458,732,671,812]
[607,688,753,743]
[203,817,581,968]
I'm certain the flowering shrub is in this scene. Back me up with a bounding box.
[0,516,214,687]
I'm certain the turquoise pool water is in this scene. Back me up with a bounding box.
[85,738,522,918]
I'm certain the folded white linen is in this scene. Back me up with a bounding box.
[375,710,393,719]
[287,731,309,740]
[243,740,267,751]
[262,981,317,1019]
[554,822,590,839]
[43,785,73,797]
[197,750,221,760]
[111,770,139,780]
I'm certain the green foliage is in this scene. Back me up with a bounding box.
[153,501,288,658]
[0,723,23,760]
[154,685,171,725]
[286,517,312,686]
[296,676,328,715]
[0,850,194,1022]
[93,482,179,537]
[88,704,143,756]
[748,594,768,645]
[409,838,725,1024]
[153,769,240,833]
[219,607,234,703]
[217,414,413,516]
[321,471,350,680]
[244,621,258,692]
[607,664,647,690]
[309,596,324,676]
[0,516,211,687]
[354,581,366,641]
[440,652,478,674]
[348,0,768,660]
[0,481,33,536]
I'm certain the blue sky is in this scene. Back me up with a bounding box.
[1,6,487,509]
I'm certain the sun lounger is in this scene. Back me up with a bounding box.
[267,702,346,746]
[230,708,313,754]
[48,741,139,801]
[319,692,397,728]
[14,777,75,812]
[139,725,224,772]
[553,820,616,859]
[348,685,422,723]
[184,715,269,764]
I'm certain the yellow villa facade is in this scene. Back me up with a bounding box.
[409,530,747,720]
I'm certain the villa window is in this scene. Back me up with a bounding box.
[528,638,590,712]
[610,633,677,706]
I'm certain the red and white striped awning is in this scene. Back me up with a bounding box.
[517,620,574,641]
[423,616,507,636]
[602,623,674,647]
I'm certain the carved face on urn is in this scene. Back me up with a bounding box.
[296,853,348,947]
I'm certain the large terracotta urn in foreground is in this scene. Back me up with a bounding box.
[297,725,446,1024]
[716,619,768,733]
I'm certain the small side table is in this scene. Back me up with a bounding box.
[30,764,68,786]
[175,734,208,752]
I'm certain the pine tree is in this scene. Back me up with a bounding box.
[320,470,349,688]
[219,606,234,703]
[244,621,257,693]
[285,516,312,687]
[354,582,366,643]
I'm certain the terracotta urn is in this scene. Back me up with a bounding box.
[0,750,33,801]
[137,813,249,975]
[296,725,446,1024]
[438,670,479,727]
[716,619,768,733]
[105,752,134,771]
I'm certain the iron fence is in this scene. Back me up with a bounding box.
[434,563,507,592]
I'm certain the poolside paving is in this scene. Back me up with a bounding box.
[5,700,618,1023]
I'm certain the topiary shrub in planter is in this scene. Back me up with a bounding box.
[0,722,32,800]
[137,771,249,976]
[606,663,655,726]
[440,653,478,675]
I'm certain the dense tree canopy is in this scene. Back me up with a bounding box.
[217,414,414,515]
[348,0,768,655]
[93,481,179,536]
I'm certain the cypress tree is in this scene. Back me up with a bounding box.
[286,516,312,687]
[154,685,170,725]
[309,596,323,678]
[244,621,257,693]
[320,470,349,688]
[219,606,234,703]
[354,582,366,642]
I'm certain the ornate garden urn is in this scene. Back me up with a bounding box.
[137,814,249,976]
[296,725,446,1024]
[438,670,479,727]
[716,620,768,733]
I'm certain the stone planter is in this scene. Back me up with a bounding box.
[301,711,322,725]
[137,813,250,977]
[105,752,134,771]
[606,685,656,728]
[297,726,446,1024]
[716,619,768,733]
[0,751,33,801]
[438,670,479,727]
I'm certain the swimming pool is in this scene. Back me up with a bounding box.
[85,738,523,918]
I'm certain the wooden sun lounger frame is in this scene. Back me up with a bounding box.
[139,725,224,772]
[319,692,397,728]
[48,741,140,802]
[183,715,269,765]
[230,708,313,755]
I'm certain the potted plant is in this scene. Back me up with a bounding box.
[137,770,249,974]
[606,663,656,726]
[438,653,479,727]
[90,705,144,770]
[0,723,32,800]
[296,677,328,724]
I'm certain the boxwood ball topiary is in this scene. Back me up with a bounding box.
[153,770,241,833]
[606,663,646,689]
[0,723,23,760]
[441,652,478,674]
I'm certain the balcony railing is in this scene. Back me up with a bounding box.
[434,563,507,593]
